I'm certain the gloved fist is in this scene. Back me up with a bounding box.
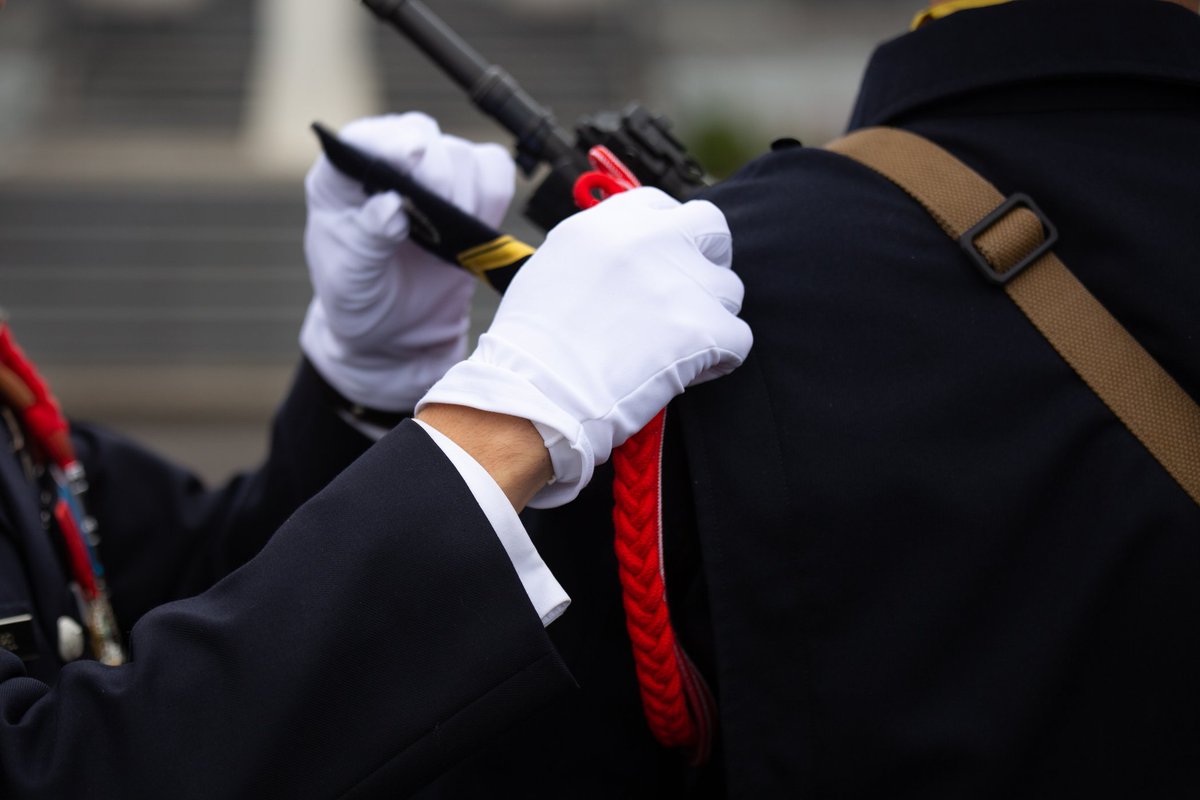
[417,187,753,507]
[300,112,515,412]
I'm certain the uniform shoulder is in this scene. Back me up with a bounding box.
[700,141,943,283]
[708,140,898,205]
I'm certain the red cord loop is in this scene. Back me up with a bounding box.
[572,146,642,209]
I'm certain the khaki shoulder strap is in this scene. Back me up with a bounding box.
[825,126,1200,507]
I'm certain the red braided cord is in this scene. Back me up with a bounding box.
[612,412,714,763]
[574,151,715,760]
[612,410,695,745]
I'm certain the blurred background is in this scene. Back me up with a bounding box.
[0,0,914,482]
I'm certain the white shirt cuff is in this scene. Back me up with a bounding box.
[413,419,570,626]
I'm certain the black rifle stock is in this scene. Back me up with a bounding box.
[360,0,709,231]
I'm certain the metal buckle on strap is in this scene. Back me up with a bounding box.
[958,192,1058,285]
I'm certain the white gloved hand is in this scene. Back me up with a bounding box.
[417,187,752,508]
[300,112,515,412]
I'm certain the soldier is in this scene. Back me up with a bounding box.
[0,109,751,797]
[400,0,1200,797]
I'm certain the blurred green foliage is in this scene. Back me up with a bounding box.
[679,113,767,181]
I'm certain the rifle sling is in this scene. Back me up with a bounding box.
[825,126,1200,508]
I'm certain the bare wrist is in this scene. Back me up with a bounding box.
[415,404,553,512]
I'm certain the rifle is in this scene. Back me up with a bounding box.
[359,0,708,231]
[313,0,708,290]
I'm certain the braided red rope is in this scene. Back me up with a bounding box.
[575,149,715,762]
[612,410,714,762]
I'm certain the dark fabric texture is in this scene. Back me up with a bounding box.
[0,363,572,798]
[419,1,1200,797]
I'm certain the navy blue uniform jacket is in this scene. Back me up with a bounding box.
[0,362,572,797]
[419,1,1200,797]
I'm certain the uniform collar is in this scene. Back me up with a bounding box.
[849,0,1200,128]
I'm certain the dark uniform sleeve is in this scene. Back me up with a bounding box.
[72,359,379,628]
[0,420,573,798]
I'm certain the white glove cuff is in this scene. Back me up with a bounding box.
[415,359,595,508]
[301,300,466,413]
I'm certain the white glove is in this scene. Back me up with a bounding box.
[416,187,752,508]
[300,112,515,412]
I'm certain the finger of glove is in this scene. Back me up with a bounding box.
[354,191,409,242]
[688,314,754,386]
[306,113,441,212]
[345,201,477,349]
[315,222,471,328]
[412,135,515,228]
[305,197,405,311]
[601,185,679,212]
[535,187,676,259]
[311,250,474,348]
[560,189,728,265]
[306,157,368,213]
[306,193,408,287]
[589,192,743,316]
[340,112,440,172]
[669,198,732,267]
[462,141,516,227]
[380,246,478,347]
[310,187,475,346]
[658,199,744,315]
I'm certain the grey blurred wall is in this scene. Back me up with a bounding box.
[0,0,915,482]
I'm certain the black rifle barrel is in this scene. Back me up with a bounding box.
[360,0,581,174]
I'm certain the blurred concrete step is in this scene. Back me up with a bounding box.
[0,178,505,371]
[0,182,309,365]
[49,0,255,132]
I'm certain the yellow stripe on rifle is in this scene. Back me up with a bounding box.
[457,236,536,278]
